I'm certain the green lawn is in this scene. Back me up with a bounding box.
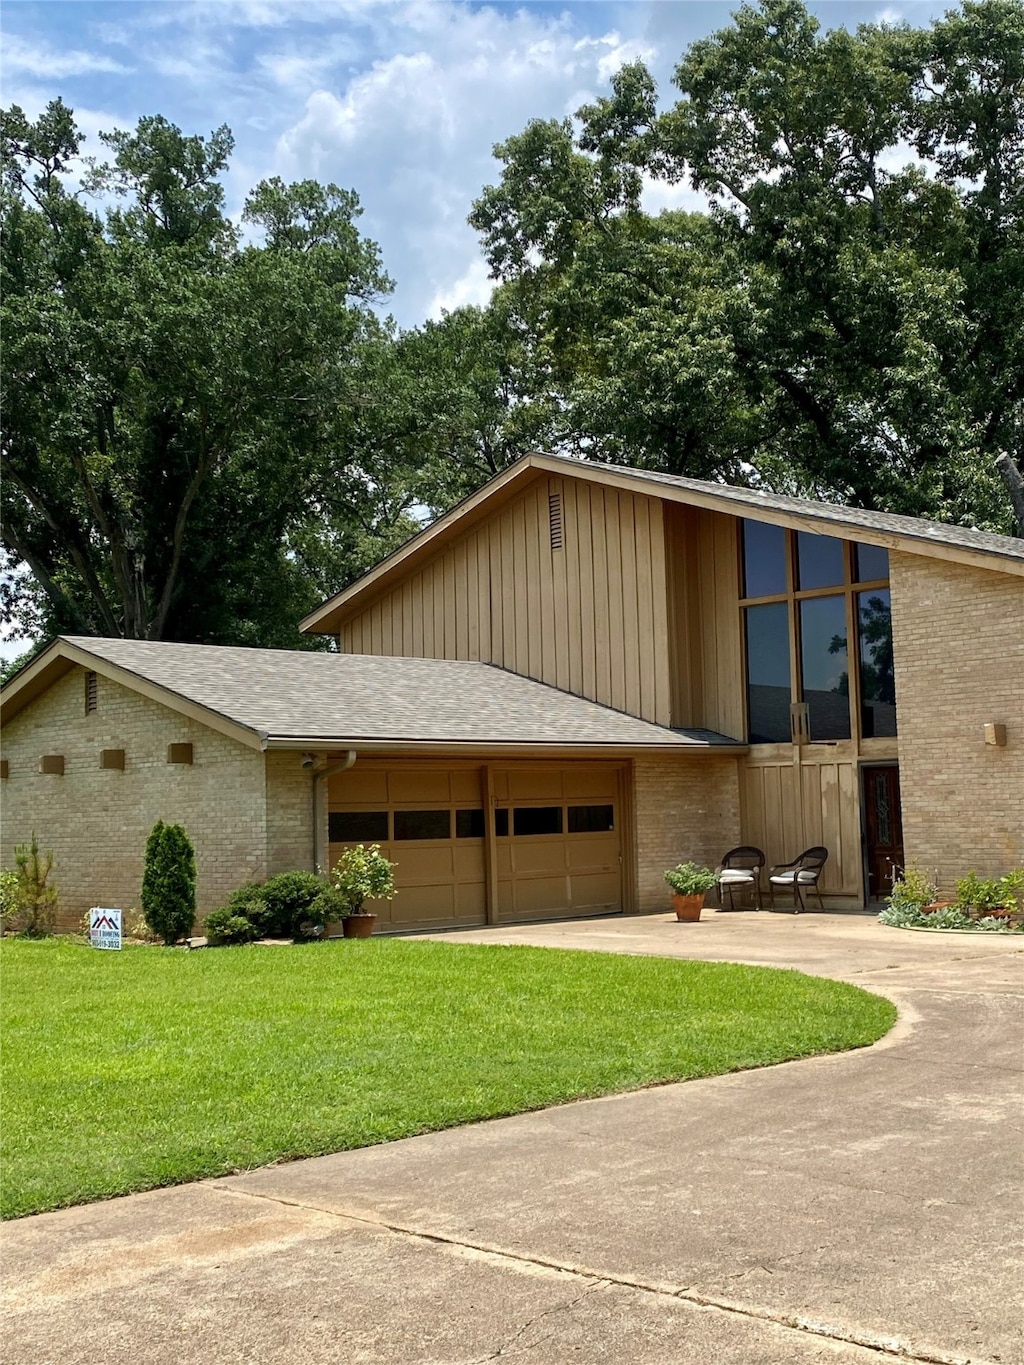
[0,936,895,1219]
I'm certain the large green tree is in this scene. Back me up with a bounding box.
[1,102,417,646]
[469,0,1024,532]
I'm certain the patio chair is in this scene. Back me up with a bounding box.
[768,847,829,913]
[716,846,766,910]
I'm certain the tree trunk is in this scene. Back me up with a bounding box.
[995,453,1024,537]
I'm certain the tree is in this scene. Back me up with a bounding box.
[1,103,416,647]
[468,0,1024,532]
[140,820,196,945]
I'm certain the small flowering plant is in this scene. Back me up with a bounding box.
[330,844,397,917]
[664,862,717,897]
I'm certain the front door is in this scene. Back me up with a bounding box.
[863,764,904,902]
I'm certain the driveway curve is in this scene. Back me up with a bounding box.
[3,910,1022,1365]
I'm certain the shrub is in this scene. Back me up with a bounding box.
[954,871,1005,915]
[999,870,1024,912]
[885,867,936,914]
[664,862,717,897]
[330,844,397,916]
[214,870,335,942]
[203,907,259,946]
[141,821,196,945]
[3,835,59,937]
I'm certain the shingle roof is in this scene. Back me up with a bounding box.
[58,637,739,749]
[552,455,1024,564]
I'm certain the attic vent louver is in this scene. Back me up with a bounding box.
[548,492,564,551]
[85,671,98,714]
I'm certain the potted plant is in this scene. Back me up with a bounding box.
[330,843,397,938]
[664,862,717,922]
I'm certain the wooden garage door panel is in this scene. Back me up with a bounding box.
[510,840,568,876]
[390,884,457,923]
[515,876,571,915]
[568,871,621,909]
[508,769,562,800]
[389,770,451,803]
[393,845,457,883]
[329,769,388,803]
[567,833,619,873]
[562,769,618,800]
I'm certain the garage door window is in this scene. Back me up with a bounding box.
[329,811,388,842]
[393,809,451,840]
[455,809,485,838]
[567,804,615,833]
[513,806,564,836]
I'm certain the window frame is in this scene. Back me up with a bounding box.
[738,525,891,746]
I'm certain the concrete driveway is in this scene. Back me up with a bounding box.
[3,911,1022,1365]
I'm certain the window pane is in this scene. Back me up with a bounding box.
[742,519,787,598]
[799,596,851,740]
[568,804,614,833]
[455,808,485,838]
[393,809,451,840]
[797,532,846,590]
[329,810,388,843]
[745,603,791,743]
[855,543,889,583]
[494,808,509,837]
[513,806,563,836]
[858,589,897,737]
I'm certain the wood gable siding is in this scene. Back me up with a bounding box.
[339,476,674,727]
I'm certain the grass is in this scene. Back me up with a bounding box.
[0,936,896,1219]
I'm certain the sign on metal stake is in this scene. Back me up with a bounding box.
[89,908,122,951]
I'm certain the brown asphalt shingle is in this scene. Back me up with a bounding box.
[61,637,739,748]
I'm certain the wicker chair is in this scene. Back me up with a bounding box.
[716,846,766,910]
[768,847,829,913]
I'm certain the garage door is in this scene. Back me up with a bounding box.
[327,762,624,930]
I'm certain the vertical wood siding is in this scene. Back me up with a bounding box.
[338,476,674,726]
[666,503,744,738]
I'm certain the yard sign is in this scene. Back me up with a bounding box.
[89,908,122,951]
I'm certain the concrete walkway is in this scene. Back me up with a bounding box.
[3,911,1022,1365]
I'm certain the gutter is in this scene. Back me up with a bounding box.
[308,751,357,874]
[265,737,748,757]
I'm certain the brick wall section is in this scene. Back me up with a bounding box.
[889,550,1024,893]
[264,749,315,875]
[632,754,742,912]
[0,667,268,929]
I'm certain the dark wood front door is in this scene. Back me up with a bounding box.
[863,765,904,901]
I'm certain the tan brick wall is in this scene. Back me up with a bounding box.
[632,754,742,912]
[890,551,1024,894]
[265,750,315,876]
[0,667,268,929]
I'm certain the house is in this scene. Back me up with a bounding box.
[2,452,1021,931]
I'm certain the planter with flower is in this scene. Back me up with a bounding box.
[330,843,397,938]
[664,862,717,922]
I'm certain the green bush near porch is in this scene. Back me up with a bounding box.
[0,936,895,1219]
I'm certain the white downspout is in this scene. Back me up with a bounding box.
[308,751,357,874]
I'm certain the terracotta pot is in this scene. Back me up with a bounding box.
[342,914,377,939]
[672,893,704,922]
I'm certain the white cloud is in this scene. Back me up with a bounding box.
[2,35,132,79]
[427,257,494,318]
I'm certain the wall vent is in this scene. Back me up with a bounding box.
[167,743,193,766]
[84,671,98,714]
[548,491,564,551]
[39,755,65,775]
[0,759,8,780]
[100,749,126,771]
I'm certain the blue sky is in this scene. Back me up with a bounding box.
[3,0,947,328]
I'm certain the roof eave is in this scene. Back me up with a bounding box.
[262,736,748,756]
[1,637,267,752]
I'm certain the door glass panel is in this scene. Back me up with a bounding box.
[745,602,791,743]
[858,588,896,736]
[855,543,889,583]
[799,595,851,740]
[329,810,388,842]
[393,809,451,840]
[742,520,787,598]
[455,809,485,838]
[513,806,563,836]
[494,808,509,837]
[797,532,846,590]
[568,804,614,833]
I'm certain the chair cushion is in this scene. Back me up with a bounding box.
[718,870,756,884]
[770,870,819,885]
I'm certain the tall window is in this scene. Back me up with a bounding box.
[740,522,893,744]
